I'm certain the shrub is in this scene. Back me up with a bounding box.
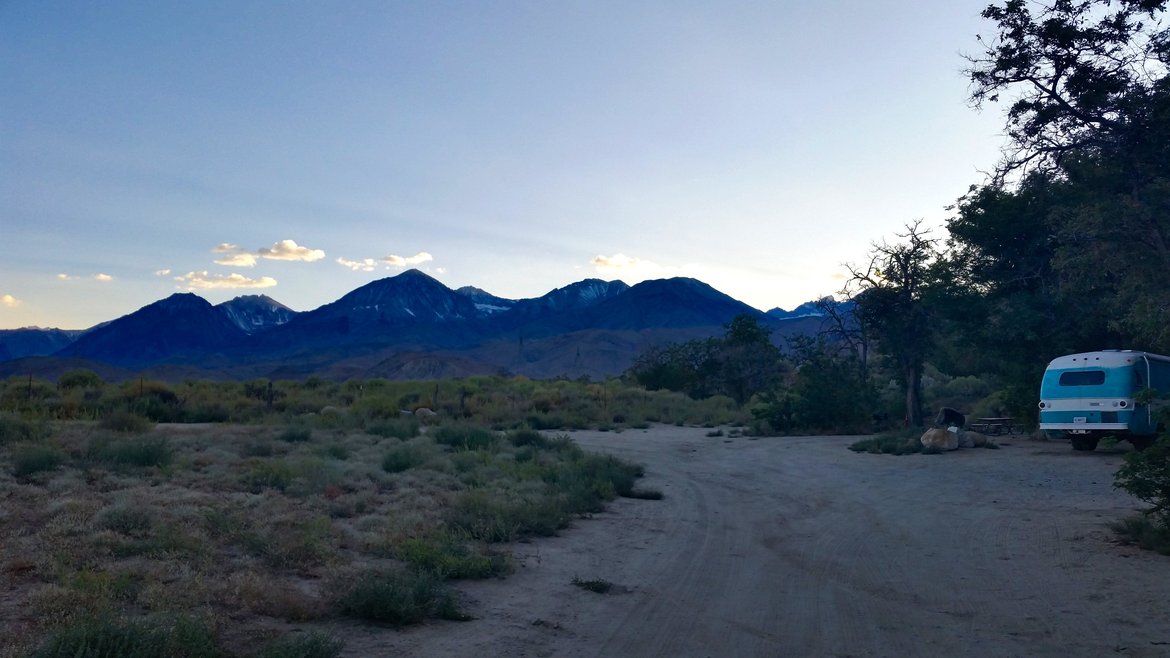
[58,369,103,391]
[99,411,154,433]
[254,632,345,658]
[246,460,297,492]
[97,504,155,537]
[279,427,312,443]
[1114,438,1170,526]
[366,418,419,440]
[1111,514,1170,555]
[848,429,925,455]
[507,428,550,448]
[91,436,173,468]
[12,444,64,477]
[0,413,46,445]
[546,454,644,513]
[447,489,568,542]
[432,424,497,451]
[29,615,219,658]
[382,444,429,473]
[394,534,511,579]
[571,576,614,594]
[338,569,465,626]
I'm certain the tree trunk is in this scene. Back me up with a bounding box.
[905,365,923,426]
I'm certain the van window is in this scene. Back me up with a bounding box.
[1059,370,1106,386]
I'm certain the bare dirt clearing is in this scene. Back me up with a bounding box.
[349,427,1170,657]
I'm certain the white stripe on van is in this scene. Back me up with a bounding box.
[1040,398,1133,410]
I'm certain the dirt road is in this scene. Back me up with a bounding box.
[344,427,1170,657]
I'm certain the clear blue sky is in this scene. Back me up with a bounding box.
[1,1,1006,329]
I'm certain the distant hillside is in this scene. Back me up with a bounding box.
[0,269,832,381]
[0,328,82,360]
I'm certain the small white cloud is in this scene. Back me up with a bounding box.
[94,273,113,282]
[57,273,75,281]
[259,239,325,262]
[337,257,378,272]
[590,253,672,279]
[155,269,172,276]
[381,252,433,268]
[1,294,21,308]
[591,253,647,271]
[176,271,278,290]
[434,267,447,275]
[211,239,324,266]
[214,253,259,267]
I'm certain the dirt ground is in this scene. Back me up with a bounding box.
[340,427,1170,658]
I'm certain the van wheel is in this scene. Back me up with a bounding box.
[1129,436,1155,451]
[1071,436,1099,451]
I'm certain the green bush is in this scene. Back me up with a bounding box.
[338,569,465,626]
[1111,514,1170,555]
[447,489,568,542]
[382,444,429,473]
[0,413,46,445]
[254,632,345,658]
[366,418,419,439]
[394,534,511,579]
[12,443,64,477]
[29,615,219,658]
[99,411,154,433]
[507,428,550,448]
[849,429,925,455]
[1115,438,1170,526]
[279,427,312,443]
[58,368,104,391]
[432,424,498,451]
[90,436,173,468]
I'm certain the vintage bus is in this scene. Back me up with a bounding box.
[1038,350,1170,451]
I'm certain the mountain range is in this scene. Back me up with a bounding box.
[0,270,832,381]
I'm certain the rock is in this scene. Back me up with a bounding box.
[414,407,437,418]
[921,427,959,451]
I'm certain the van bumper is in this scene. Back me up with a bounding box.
[1040,422,1128,431]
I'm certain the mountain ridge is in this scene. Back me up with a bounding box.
[1,270,829,380]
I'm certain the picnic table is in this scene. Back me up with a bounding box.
[972,417,1015,435]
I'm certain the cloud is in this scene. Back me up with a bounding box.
[155,269,172,276]
[213,239,324,267]
[1,294,20,308]
[591,253,649,272]
[337,257,378,272]
[382,252,433,267]
[175,271,278,290]
[260,239,325,262]
[57,273,114,282]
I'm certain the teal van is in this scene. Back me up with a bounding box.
[1038,350,1170,451]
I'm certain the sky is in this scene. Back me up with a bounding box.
[1,1,1009,330]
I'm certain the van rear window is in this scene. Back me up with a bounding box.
[1059,370,1106,386]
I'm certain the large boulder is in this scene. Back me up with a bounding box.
[921,427,959,451]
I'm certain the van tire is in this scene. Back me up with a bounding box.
[1071,436,1099,451]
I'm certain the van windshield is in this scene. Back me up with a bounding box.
[1058,370,1106,386]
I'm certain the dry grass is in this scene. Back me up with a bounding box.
[0,419,653,657]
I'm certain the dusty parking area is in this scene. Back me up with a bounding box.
[346,427,1170,658]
